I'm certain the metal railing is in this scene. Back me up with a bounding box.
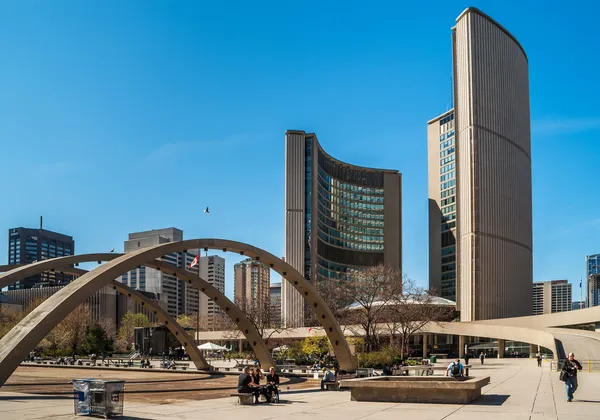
[549,360,600,372]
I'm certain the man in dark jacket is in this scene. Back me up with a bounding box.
[564,352,583,402]
[238,366,260,403]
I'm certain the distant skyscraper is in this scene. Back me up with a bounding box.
[7,225,75,289]
[119,228,199,318]
[196,255,225,330]
[234,258,270,310]
[284,130,402,327]
[428,7,533,320]
[532,280,572,315]
[586,254,600,307]
[270,282,282,328]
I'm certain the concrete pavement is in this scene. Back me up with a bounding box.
[1,359,599,419]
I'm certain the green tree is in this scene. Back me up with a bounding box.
[81,325,114,354]
[117,312,150,351]
[300,336,331,359]
[176,314,196,329]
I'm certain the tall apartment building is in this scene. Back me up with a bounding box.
[284,130,402,327]
[532,280,572,315]
[588,274,600,308]
[428,8,533,320]
[234,258,270,310]
[586,254,600,307]
[195,254,225,330]
[118,228,199,318]
[270,282,282,328]
[7,224,75,289]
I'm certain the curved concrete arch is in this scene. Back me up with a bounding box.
[422,322,559,358]
[108,280,209,370]
[472,306,600,329]
[0,253,120,289]
[0,257,275,374]
[0,239,356,379]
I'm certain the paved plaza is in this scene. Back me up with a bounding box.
[1,359,599,419]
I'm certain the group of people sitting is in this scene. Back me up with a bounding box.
[237,366,280,404]
[382,360,410,376]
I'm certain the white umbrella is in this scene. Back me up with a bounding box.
[198,342,228,351]
[272,345,289,352]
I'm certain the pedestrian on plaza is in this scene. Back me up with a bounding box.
[536,352,542,367]
[561,352,582,402]
[479,352,485,365]
[464,353,470,367]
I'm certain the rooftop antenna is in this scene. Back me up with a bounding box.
[40,216,43,230]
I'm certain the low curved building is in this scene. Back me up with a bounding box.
[284,130,402,327]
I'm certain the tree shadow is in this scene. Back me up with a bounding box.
[470,394,510,406]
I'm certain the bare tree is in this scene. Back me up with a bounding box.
[383,280,457,358]
[340,265,405,352]
[52,302,92,355]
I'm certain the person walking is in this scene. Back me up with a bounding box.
[563,352,582,402]
[536,352,542,368]
[479,352,485,365]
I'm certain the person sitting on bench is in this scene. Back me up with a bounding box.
[265,367,280,402]
[321,367,338,390]
[238,366,261,404]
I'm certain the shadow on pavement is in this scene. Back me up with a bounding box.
[471,394,510,406]
[0,395,72,400]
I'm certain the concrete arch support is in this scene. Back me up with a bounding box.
[0,239,356,386]
[0,253,120,290]
[109,280,209,370]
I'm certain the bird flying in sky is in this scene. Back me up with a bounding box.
[204,207,210,215]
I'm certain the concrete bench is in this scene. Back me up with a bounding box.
[231,393,254,405]
[339,376,490,404]
[322,380,339,391]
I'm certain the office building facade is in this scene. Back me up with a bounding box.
[586,254,600,307]
[118,228,199,318]
[532,280,572,315]
[7,226,75,289]
[284,130,402,327]
[270,282,282,328]
[234,258,270,310]
[588,274,600,308]
[428,8,533,320]
[196,255,225,330]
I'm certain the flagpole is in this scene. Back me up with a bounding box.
[195,250,200,345]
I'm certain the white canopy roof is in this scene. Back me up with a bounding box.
[198,342,229,351]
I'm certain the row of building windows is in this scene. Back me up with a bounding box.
[317,228,385,252]
[440,138,454,150]
[317,164,385,193]
[442,212,456,221]
[440,154,455,166]
[318,173,385,202]
[441,162,455,174]
[442,204,456,215]
[319,190,385,212]
[440,171,455,182]
[318,213,384,236]
[441,196,455,207]
[441,187,455,199]
[441,179,456,191]
[317,199,384,221]
[440,146,455,158]
[440,129,455,141]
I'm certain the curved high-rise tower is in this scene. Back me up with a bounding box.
[429,8,532,321]
[284,130,402,327]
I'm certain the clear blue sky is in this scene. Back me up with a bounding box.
[1,1,599,300]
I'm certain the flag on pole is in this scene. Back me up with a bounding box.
[188,253,199,269]
[580,277,582,288]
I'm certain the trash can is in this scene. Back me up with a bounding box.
[429,355,437,364]
[73,379,124,418]
[73,379,92,415]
